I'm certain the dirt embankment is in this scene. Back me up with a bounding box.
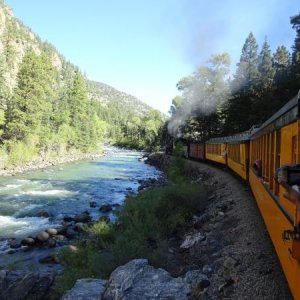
[162,159,292,299]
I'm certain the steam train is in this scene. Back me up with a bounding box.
[185,91,300,299]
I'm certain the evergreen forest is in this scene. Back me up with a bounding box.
[0,1,164,167]
[169,12,300,142]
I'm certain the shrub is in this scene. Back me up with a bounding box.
[6,140,38,166]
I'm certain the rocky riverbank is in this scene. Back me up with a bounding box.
[0,151,105,176]
[2,153,291,299]
[60,155,292,299]
[0,153,166,299]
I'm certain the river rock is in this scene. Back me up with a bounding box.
[63,216,74,222]
[36,231,50,242]
[39,255,59,264]
[37,210,51,218]
[21,237,35,247]
[180,232,206,249]
[184,270,210,295]
[89,201,97,208]
[46,238,56,248]
[99,204,112,213]
[103,259,190,300]
[74,213,91,223]
[62,278,107,300]
[74,222,85,232]
[54,234,66,241]
[66,227,78,239]
[47,228,58,236]
[8,239,21,249]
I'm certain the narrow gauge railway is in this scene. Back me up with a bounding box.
[186,91,300,299]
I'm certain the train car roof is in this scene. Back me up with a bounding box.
[250,91,300,139]
[207,126,259,144]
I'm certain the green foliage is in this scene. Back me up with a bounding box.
[5,139,38,166]
[88,220,115,249]
[0,3,165,167]
[169,17,300,140]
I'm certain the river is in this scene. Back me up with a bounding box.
[0,147,161,270]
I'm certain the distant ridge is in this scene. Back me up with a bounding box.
[88,80,152,116]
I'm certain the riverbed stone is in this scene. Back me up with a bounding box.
[39,254,59,264]
[46,238,56,248]
[62,278,107,300]
[37,210,51,218]
[9,239,21,249]
[180,232,206,249]
[47,228,58,236]
[66,227,78,239]
[54,234,66,241]
[103,259,190,300]
[74,222,85,232]
[89,201,97,208]
[74,213,91,223]
[21,237,35,246]
[63,216,74,222]
[36,231,50,242]
[184,270,210,295]
[99,204,112,213]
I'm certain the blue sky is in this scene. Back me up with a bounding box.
[5,0,299,113]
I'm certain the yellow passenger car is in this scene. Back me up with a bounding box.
[249,92,300,299]
[205,138,227,165]
[226,133,251,180]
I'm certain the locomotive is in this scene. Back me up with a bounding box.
[185,91,300,299]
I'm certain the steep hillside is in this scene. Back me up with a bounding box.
[88,81,152,116]
[0,0,164,167]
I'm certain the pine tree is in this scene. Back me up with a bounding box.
[290,12,300,86]
[66,71,91,151]
[233,32,260,93]
[258,38,275,90]
[5,50,56,141]
[291,12,300,65]
[273,46,291,84]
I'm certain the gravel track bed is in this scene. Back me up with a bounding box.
[186,160,292,299]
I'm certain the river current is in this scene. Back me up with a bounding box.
[0,147,160,254]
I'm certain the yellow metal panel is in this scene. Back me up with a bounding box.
[206,153,226,165]
[227,158,247,180]
[250,169,300,299]
[279,123,298,219]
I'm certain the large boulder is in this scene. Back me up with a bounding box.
[103,259,190,300]
[0,271,54,300]
[62,278,107,300]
